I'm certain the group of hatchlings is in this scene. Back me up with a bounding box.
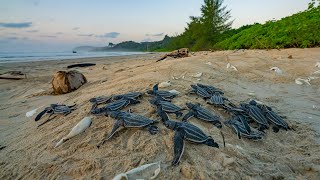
[35,83,290,166]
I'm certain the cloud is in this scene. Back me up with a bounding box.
[95,32,120,38]
[72,27,80,30]
[40,35,56,38]
[26,30,38,33]
[0,22,32,28]
[56,32,63,35]
[146,33,164,37]
[77,34,94,37]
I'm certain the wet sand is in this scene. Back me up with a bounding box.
[0,49,319,179]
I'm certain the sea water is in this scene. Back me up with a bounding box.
[0,51,147,63]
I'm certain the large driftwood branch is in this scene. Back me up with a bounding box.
[156,48,189,62]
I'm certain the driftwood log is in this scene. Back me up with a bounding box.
[0,71,27,80]
[51,70,87,95]
[156,48,189,62]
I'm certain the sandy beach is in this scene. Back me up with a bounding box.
[0,48,320,179]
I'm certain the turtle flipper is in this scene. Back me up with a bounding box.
[182,111,194,122]
[157,107,169,122]
[106,120,122,141]
[232,124,241,139]
[97,120,122,148]
[153,83,159,91]
[175,111,183,118]
[37,113,55,127]
[203,136,219,148]
[239,116,251,134]
[172,129,185,166]
[91,103,98,110]
[147,125,159,135]
[35,109,48,121]
[272,126,280,133]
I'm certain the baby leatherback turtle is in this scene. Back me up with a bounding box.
[112,92,143,101]
[35,104,76,127]
[257,103,289,132]
[189,85,211,99]
[183,102,222,128]
[224,119,264,140]
[89,96,113,109]
[158,109,219,166]
[91,97,140,115]
[147,83,177,100]
[240,101,269,131]
[149,97,184,118]
[207,92,235,107]
[196,83,224,95]
[97,111,158,148]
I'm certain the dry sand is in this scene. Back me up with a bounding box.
[0,48,320,179]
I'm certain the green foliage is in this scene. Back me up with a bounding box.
[165,0,232,51]
[215,8,320,49]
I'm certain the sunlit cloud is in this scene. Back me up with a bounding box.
[95,32,120,38]
[0,22,32,28]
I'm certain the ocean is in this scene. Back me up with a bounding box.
[0,51,147,63]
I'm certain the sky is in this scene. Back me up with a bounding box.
[0,0,312,52]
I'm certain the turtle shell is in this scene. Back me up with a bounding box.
[159,101,182,113]
[194,105,220,122]
[209,93,224,105]
[105,99,129,111]
[247,105,269,126]
[122,113,155,127]
[180,122,209,143]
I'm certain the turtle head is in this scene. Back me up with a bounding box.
[249,100,257,106]
[107,111,121,119]
[186,102,196,109]
[149,98,157,105]
[213,121,223,129]
[190,84,198,90]
[164,120,178,130]
[146,90,155,95]
[90,108,102,115]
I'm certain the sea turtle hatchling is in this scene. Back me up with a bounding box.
[96,111,159,148]
[112,92,143,101]
[89,96,113,109]
[91,97,140,115]
[183,102,222,128]
[240,101,269,131]
[224,119,264,140]
[158,109,219,166]
[147,83,177,100]
[207,92,235,107]
[257,103,289,132]
[149,97,184,118]
[189,85,211,99]
[196,83,224,95]
[35,104,76,127]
